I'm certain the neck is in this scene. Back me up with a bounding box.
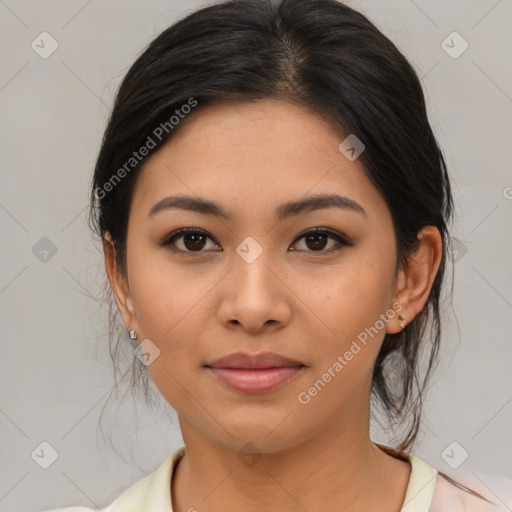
[171,412,411,512]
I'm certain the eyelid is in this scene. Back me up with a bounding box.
[290,227,353,254]
[294,226,351,244]
[158,227,220,251]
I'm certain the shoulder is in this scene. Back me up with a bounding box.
[102,446,185,511]
[430,470,512,512]
[400,450,512,512]
[38,508,96,512]
[37,446,186,512]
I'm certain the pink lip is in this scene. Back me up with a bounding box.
[205,351,304,369]
[206,366,305,393]
[204,351,306,393]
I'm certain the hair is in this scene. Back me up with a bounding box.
[88,0,485,498]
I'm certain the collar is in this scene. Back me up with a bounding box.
[105,446,438,512]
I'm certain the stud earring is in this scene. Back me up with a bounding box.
[398,314,407,330]
[129,329,138,340]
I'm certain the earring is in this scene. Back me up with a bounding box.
[398,314,407,330]
[129,329,138,340]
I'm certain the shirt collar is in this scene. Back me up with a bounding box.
[400,453,438,511]
[106,446,437,512]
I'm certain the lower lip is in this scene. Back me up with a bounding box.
[206,366,304,393]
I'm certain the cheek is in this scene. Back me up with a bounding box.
[297,256,394,337]
[127,242,206,336]
[125,247,222,385]
[126,256,208,407]
[298,254,396,391]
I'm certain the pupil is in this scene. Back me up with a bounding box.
[185,234,205,251]
[307,234,327,251]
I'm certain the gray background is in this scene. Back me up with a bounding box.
[1,0,511,510]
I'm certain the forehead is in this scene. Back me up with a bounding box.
[131,99,390,224]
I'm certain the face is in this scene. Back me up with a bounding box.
[106,99,432,454]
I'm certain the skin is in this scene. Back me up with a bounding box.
[104,99,443,512]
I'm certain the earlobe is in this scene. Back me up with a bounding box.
[385,267,409,334]
[102,233,137,331]
[387,226,443,334]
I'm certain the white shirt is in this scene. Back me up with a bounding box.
[40,446,512,512]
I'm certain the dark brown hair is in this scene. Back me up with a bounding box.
[89,0,457,470]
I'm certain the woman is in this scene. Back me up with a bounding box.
[41,0,511,510]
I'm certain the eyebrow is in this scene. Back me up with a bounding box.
[148,193,367,221]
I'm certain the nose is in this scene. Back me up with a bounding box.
[217,248,292,334]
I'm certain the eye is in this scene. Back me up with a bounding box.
[159,227,352,255]
[290,227,353,254]
[158,228,220,254]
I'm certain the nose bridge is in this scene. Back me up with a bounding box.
[232,234,277,296]
[218,234,290,331]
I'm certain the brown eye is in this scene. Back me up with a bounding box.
[304,233,329,251]
[290,228,352,254]
[159,228,220,253]
[182,232,207,251]
[159,227,352,255]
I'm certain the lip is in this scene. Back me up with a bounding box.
[205,367,305,393]
[204,352,306,394]
[205,351,305,369]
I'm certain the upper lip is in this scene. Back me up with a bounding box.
[205,352,305,369]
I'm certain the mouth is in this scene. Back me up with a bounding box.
[203,352,306,394]
[204,366,306,394]
[205,351,305,369]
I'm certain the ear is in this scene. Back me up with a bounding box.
[103,232,137,333]
[386,226,443,334]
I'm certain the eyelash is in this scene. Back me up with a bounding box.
[158,227,353,256]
